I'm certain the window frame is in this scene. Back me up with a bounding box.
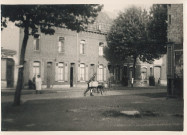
[58,36,65,53]
[168,14,171,25]
[79,63,85,82]
[99,42,104,56]
[57,62,64,82]
[33,61,40,77]
[98,64,104,82]
[33,34,40,51]
[80,40,86,55]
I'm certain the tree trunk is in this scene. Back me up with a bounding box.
[13,25,29,106]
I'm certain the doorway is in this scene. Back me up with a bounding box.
[6,59,14,88]
[47,62,52,88]
[154,66,161,84]
[70,63,74,87]
[141,67,147,80]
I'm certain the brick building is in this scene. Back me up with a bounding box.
[22,12,113,88]
[167,4,183,97]
[21,11,167,89]
[134,55,167,87]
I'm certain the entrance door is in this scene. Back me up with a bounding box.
[141,68,147,80]
[154,66,161,84]
[6,59,14,88]
[129,68,133,80]
[47,62,52,88]
[70,67,73,87]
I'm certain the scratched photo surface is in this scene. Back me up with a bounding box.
[1,1,184,133]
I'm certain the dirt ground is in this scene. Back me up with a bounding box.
[1,87,183,131]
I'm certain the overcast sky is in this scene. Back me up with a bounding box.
[102,2,153,19]
[103,2,153,12]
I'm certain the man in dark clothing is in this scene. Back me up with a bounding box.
[32,75,36,90]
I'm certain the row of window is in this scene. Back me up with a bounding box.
[33,35,104,56]
[32,62,107,82]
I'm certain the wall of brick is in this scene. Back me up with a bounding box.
[23,28,109,87]
[167,4,183,78]
[167,4,183,96]
[167,4,183,44]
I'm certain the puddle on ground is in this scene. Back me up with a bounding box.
[103,110,129,117]
[66,109,81,113]
[102,110,159,118]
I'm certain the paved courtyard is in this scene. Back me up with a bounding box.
[1,87,184,131]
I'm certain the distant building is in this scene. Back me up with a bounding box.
[167,4,183,97]
[22,12,113,88]
[106,53,167,87]
[1,22,20,88]
[135,55,167,87]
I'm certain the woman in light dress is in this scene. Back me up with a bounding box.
[35,75,42,94]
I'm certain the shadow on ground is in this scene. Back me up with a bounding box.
[135,92,167,98]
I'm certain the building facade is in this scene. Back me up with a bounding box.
[167,4,183,97]
[22,12,112,88]
[1,22,20,88]
[135,55,167,86]
[104,54,167,87]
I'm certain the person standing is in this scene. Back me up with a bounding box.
[32,75,36,90]
[35,75,42,94]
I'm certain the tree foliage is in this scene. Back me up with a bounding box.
[1,5,103,33]
[105,5,167,79]
[1,5,103,105]
[147,4,167,54]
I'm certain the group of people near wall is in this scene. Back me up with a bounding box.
[30,73,101,96]
[30,73,98,96]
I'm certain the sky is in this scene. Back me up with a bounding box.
[103,2,153,12]
[0,0,169,19]
[102,2,153,19]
